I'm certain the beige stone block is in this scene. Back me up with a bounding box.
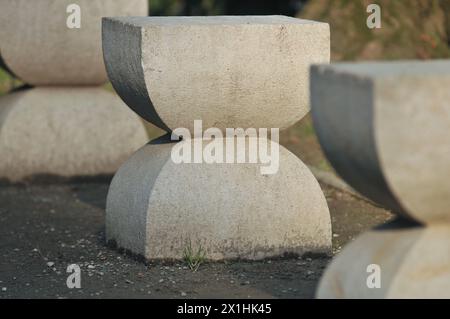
[317,219,450,298]
[311,60,450,224]
[106,138,332,260]
[102,16,330,132]
[0,87,148,181]
[0,0,148,85]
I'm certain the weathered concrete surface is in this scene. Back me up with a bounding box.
[317,219,450,299]
[0,87,148,182]
[0,0,148,85]
[311,60,450,224]
[103,16,330,132]
[106,137,332,260]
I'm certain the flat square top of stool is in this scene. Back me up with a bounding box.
[104,15,326,27]
[313,60,450,79]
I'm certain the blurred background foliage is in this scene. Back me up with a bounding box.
[0,0,449,171]
[148,0,306,16]
[300,0,450,60]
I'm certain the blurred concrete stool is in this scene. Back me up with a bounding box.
[102,16,332,260]
[0,0,148,182]
[311,60,450,298]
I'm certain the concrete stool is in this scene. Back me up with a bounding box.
[103,16,332,260]
[311,60,450,298]
[0,0,149,181]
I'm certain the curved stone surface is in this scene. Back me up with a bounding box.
[317,219,450,298]
[102,16,330,132]
[0,0,148,85]
[0,87,148,181]
[311,60,450,224]
[106,138,332,260]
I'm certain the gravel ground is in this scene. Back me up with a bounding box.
[0,181,393,299]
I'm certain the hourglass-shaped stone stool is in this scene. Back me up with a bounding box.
[311,60,450,298]
[0,0,148,181]
[103,16,332,260]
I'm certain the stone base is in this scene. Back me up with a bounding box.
[317,219,450,298]
[106,138,332,260]
[0,87,148,182]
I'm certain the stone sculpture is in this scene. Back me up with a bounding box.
[0,0,149,181]
[103,16,332,260]
[312,60,450,298]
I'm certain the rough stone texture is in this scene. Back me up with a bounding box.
[317,219,450,299]
[0,0,148,85]
[0,87,148,182]
[106,138,332,260]
[102,16,330,132]
[311,60,450,224]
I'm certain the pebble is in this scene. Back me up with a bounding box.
[1,287,6,292]
[46,262,55,267]
[181,292,187,297]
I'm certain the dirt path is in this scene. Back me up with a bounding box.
[0,181,392,299]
